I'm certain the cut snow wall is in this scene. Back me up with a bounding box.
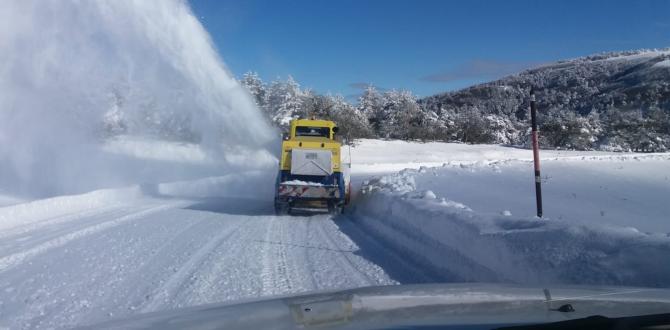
[350,181,670,288]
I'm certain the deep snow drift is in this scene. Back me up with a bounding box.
[0,1,277,198]
[348,144,670,287]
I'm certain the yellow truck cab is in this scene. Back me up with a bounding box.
[275,119,350,214]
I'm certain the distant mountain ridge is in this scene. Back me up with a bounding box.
[420,48,670,151]
[237,48,670,152]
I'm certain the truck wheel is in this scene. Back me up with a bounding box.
[327,202,342,216]
[274,199,289,215]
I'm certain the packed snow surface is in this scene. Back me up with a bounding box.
[0,179,393,329]
[1,139,669,329]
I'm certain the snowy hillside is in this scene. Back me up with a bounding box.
[241,48,670,151]
[421,48,670,151]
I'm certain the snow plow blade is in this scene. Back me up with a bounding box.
[274,183,344,215]
[277,183,341,199]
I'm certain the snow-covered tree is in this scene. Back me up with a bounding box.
[356,85,385,134]
[240,71,267,112]
[265,76,305,127]
[236,49,670,151]
[328,94,374,139]
[381,90,423,139]
[454,106,491,143]
[603,108,669,152]
[483,114,520,145]
[301,91,334,119]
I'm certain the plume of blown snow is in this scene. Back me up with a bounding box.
[0,1,278,197]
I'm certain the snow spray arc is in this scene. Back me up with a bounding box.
[0,1,277,196]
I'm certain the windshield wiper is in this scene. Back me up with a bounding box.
[496,312,670,330]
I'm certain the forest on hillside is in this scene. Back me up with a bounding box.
[240,49,670,152]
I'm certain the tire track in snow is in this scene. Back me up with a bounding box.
[0,203,178,274]
[300,217,319,290]
[0,206,210,329]
[172,217,265,307]
[178,215,322,307]
[276,216,318,293]
[259,217,276,295]
[83,212,210,316]
[277,217,295,292]
[260,216,293,296]
[312,216,373,286]
[140,219,246,313]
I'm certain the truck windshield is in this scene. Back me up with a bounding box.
[295,126,330,138]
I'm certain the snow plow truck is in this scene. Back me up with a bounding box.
[274,119,350,215]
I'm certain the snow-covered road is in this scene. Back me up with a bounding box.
[1,140,669,329]
[0,197,394,329]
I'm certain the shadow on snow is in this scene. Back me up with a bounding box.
[184,197,275,216]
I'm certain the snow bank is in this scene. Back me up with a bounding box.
[0,187,144,233]
[351,162,670,288]
[0,194,25,208]
[0,170,275,234]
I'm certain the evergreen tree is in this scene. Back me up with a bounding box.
[240,72,267,112]
[328,94,374,139]
[382,90,423,139]
[356,85,385,135]
[265,76,305,127]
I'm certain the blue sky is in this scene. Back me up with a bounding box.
[189,0,670,99]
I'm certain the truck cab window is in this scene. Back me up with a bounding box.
[295,126,330,138]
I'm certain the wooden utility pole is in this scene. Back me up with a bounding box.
[530,89,543,218]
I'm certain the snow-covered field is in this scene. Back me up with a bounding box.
[1,139,669,329]
[348,138,667,174]
[351,159,670,285]
[346,139,670,286]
